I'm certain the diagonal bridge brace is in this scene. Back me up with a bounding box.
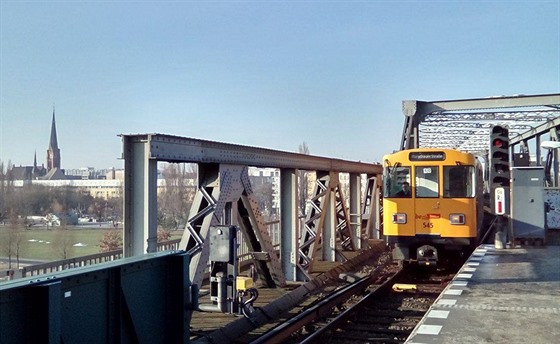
[297,171,356,280]
[179,164,286,288]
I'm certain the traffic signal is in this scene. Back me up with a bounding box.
[489,125,510,188]
[489,125,510,216]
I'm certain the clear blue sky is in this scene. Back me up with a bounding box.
[1,1,559,169]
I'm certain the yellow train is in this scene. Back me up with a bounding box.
[382,148,484,266]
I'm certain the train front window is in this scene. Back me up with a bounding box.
[444,166,475,198]
[383,166,411,198]
[415,166,439,198]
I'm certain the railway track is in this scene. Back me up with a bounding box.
[192,244,393,344]
[252,264,457,344]
[316,267,454,344]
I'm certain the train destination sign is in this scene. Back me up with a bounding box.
[409,152,446,161]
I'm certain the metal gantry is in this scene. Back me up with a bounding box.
[400,93,560,185]
[121,134,382,284]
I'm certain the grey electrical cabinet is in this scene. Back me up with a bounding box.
[510,167,546,242]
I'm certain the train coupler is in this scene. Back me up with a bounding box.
[417,245,438,266]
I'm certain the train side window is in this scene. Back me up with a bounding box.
[444,166,475,198]
[415,166,439,198]
[383,166,411,198]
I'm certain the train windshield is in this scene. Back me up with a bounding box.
[443,166,475,198]
[383,166,411,198]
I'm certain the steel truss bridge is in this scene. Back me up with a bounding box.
[401,93,560,184]
[1,93,559,343]
[121,134,383,286]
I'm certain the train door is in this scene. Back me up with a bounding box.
[442,165,477,239]
[414,165,441,234]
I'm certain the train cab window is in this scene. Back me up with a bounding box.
[415,166,439,198]
[444,166,475,198]
[383,166,411,198]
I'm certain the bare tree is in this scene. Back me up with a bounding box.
[0,233,14,268]
[0,161,5,222]
[0,160,15,222]
[52,227,75,260]
[298,142,310,216]
[0,216,17,269]
[9,212,25,268]
[106,192,123,224]
[253,181,274,216]
[158,163,197,229]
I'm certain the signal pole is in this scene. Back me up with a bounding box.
[489,125,511,248]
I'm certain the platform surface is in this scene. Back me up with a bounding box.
[406,244,560,344]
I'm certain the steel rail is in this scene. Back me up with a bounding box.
[249,274,375,344]
[250,263,402,344]
[299,268,405,344]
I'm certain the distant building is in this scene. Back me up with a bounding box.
[12,178,123,200]
[248,167,280,215]
[9,166,35,181]
[9,151,48,180]
[65,167,95,180]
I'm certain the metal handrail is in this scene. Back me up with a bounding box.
[20,239,181,277]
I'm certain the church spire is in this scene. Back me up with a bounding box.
[49,106,59,150]
[47,106,61,171]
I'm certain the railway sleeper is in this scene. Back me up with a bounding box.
[345,323,416,333]
[333,328,411,343]
[360,309,426,318]
[336,336,406,344]
[353,317,420,327]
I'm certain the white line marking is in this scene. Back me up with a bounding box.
[444,289,463,296]
[437,299,457,306]
[416,324,442,335]
[427,310,450,319]
[452,281,468,287]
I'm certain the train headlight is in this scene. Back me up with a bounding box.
[449,213,465,225]
[392,213,407,224]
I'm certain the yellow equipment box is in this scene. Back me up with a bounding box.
[236,276,254,291]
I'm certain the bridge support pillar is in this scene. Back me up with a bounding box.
[280,168,299,281]
[123,135,158,257]
[349,173,362,249]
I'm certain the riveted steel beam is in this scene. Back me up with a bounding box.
[123,133,381,174]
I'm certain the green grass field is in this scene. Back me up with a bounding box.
[1,227,113,261]
[0,226,183,262]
